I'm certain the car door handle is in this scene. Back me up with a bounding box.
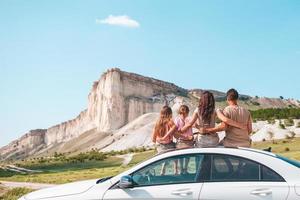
[250,189,272,196]
[171,189,193,196]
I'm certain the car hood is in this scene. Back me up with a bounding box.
[24,179,97,200]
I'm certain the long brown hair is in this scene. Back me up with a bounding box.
[198,91,215,123]
[154,106,173,138]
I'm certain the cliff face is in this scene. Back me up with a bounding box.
[88,68,187,132]
[0,68,187,160]
[1,68,300,160]
[0,129,46,159]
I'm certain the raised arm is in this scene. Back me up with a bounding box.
[180,112,198,132]
[216,109,247,130]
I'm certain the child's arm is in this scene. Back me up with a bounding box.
[160,124,177,141]
[180,112,198,132]
[216,109,247,130]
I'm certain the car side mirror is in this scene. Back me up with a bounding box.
[118,175,134,189]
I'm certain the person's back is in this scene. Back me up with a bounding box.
[223,105,251,147]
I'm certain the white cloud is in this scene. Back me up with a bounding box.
[96,15,140,28]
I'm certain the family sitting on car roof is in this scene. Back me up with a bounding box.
[152,88,253,154]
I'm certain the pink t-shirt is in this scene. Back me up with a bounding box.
[174,116,193,139]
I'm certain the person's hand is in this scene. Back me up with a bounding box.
[156,137,163,143]
[186,135,194,140]
[241,124,248,130]
[199,127,209,135]
[157,136,168,144]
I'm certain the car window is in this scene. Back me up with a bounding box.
[261,165,284,182]
[131,154,205,187]
[211,154,260,181]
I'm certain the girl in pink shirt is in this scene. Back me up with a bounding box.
[174,105,194,149]
[159,105,194,174]
[159,105,194,148]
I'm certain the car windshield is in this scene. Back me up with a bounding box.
[277,155,300,168]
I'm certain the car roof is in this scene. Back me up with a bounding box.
[154,147,277,160]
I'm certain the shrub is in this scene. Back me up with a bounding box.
[272,140,278,144]
[250,108,300,121]
[267,118,275,124]
[279,122,285,129]
[267,131,274,139]
[285,147,290,152]
[0,187,33,200]
[284,118,294,127]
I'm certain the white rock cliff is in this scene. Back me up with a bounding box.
[0,68,187,160]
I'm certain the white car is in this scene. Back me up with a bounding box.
[19,147,300,200]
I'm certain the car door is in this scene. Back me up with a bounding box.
[199,154,289,200]
[103,154,208,200]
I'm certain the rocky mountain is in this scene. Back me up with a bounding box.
[1,68,300,160]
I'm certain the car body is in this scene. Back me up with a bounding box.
[19,147,300,200]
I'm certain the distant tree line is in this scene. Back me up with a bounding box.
[250,108,300,121]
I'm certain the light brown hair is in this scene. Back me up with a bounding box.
[178,105,189,115]
[154,106,173,138]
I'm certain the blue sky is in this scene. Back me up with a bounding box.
[1,0,300,146]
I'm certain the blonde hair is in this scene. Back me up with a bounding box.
[154,106,173,138]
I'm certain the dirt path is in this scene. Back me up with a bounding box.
[116,153,134,166]
[0,181,56,190]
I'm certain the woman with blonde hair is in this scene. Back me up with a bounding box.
[152,105,177,175]
[152,105,176,153]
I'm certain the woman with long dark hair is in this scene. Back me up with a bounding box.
[180,91,246,147]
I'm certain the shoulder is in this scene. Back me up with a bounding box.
[223,106,232,113]
[168,119,175,126]
[241,107,251,115]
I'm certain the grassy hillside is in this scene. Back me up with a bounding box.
[0,151,156,184]
[0,187,33,200]
[253,138,300,160]
[0,140,299,184]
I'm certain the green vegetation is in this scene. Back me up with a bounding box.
[0,165,127,184]
[1,137,300,186]
[129,150,156,166]
[0,149,156,184]
[284,118,294,127]
[267,118,275,124]
[279,121,286,129]
[0,187,33,200]
[252,137,300,161]
[250,108,300,120]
